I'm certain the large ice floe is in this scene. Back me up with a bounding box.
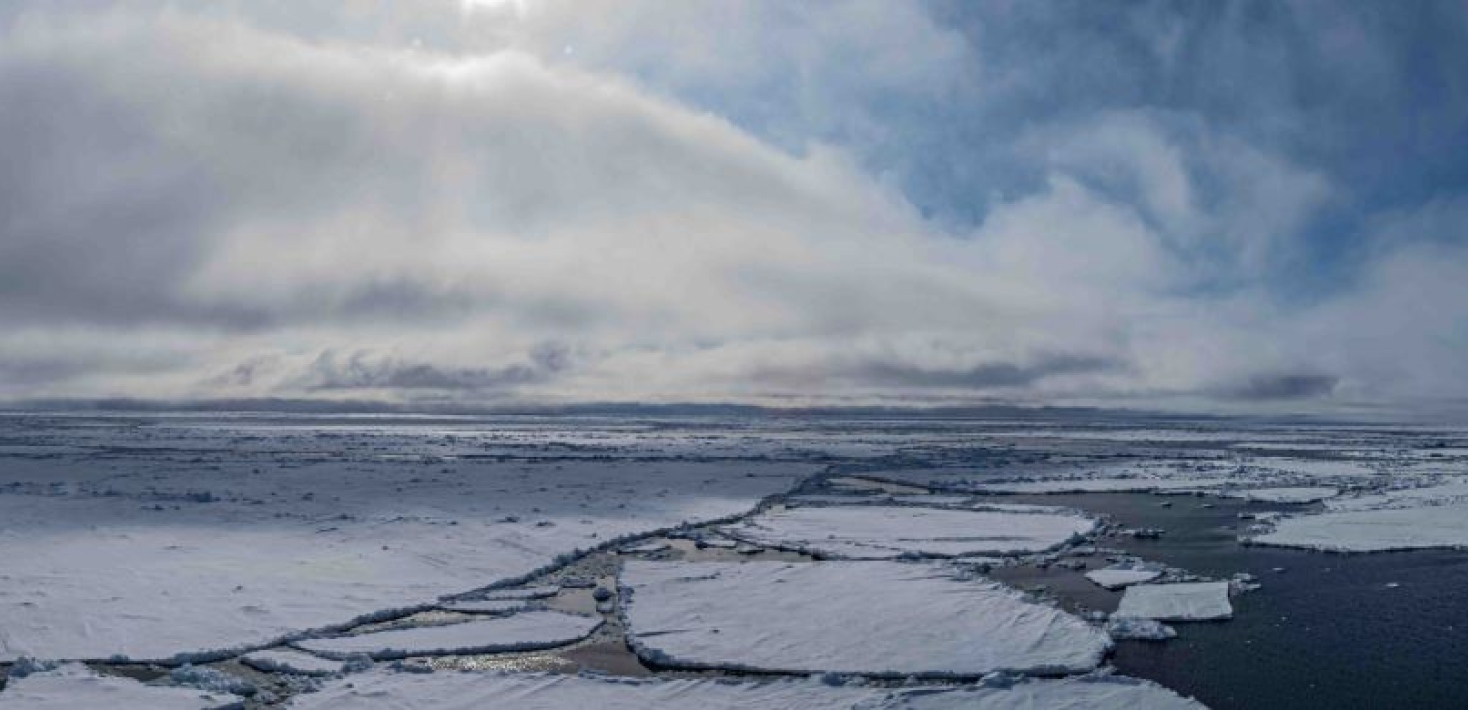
[1216,486,1338,503]
[293,611,601,660]
[620,560,1111,676]
[1249,478,1468,552]
[0,444,811,662]
[1115,582,1232,621]
[0,662,242,709]
[285,669,1205,709]
[719,504,1095,558]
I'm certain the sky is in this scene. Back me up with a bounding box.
[1,0,1466,415]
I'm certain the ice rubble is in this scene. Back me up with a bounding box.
[1085,564,1163,589]
[240,648,344,676]
[0,663,242,709]
[720,505,1095,558]
[293,611,601,660]
[0,454,809,662]
[1105,617,1178,641]
[1115,582,1232,621]
[285,669,1205,709]
[620,560,1111,676]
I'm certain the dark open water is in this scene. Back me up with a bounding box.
[991,493,1468,709]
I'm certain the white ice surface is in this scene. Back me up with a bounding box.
[620,560,1111,676]
[1217,487,1337,503]
[239,648,343,675]
[0,450,808,662]
[285,670,1203,709]
[972,478,1237,494]
[439,599,526,614]
[1085,566,1162,589]
[0,663,242,709]
[1251,502,1468,552]
[1116,582,1232,621]
[721,505,1095,558]
[292,611,601,660]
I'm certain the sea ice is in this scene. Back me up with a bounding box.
[239,648,345,675]
[0,663,242,709]
[1105,617,1178,641]
[1250,502,1468,552]
[720,504,1095,558]
[285,669,1204,709]
[1218,487,1338,504]
[1085,564,1163,589]
[620,560,1111,676]
[0,451,807,662]
[293,611,601,660]
[438,599,526,614]
[481,585,562,600]
[971,478,1237,494]
[1115,582,1232,621]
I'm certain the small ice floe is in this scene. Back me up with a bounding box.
[1105,617,1178,641]
[1385,582,1402,589]
[1085,563,1164,590]
[620,560,1111,676]
[1219,487,1338,504]
[240,648,344,676]
[0,662,243,709]
[293,611,601,660]
[1229,573,1262,594]
[437,599,526,615]
[287,663,1204,709]
[721,505,1096,559]
[1116,582,1232,621]
[481,585,560,600]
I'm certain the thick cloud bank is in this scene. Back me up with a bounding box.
[1,2,1465,413]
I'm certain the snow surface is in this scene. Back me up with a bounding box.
[1251,502,1468,552]
[1115,583,1232,621]
[1085,565,1163,589]
[0,663,242,709]
[0,430,810,662]
[239,648,344,675]
[439,599,526,614]
[293,611,601,660]
[286,669,1204,709]
[1217,487,1338,503]
[620,560,1111,676]
[721,505,1095,558]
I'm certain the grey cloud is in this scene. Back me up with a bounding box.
[302,344,570,392]
[1227,373,1339,401]
[852,354,1120,390]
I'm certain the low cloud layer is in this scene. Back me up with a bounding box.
[1,2,1466,415]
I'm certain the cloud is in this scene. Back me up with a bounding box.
[0,3,1465,414]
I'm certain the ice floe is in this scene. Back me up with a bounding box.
[0,453,806,662]
[0,662,242,709]
[720,505,1095,558]
[1250,502,1468,552]
[620,560,1111,676]
[293,611,601,660]
[1115,582,1232,621]
[239,648,344,676]
[1085,563,1164,589]
[1217,487,1338,503]
[1105,617,1178,641]
[286,669,1204,709]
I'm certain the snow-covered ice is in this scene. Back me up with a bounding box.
[0,663,242,709]
[1217,487,1338,503]
[0,440,808,661]
[286,669,1204,709]
[1250,502,1468,552]
[1085,564,1163,589]
[239,648,345,675]
[620,560,1111,676]
[1116,582,1232,621]
[720,505,1095,558]
[439,599,526,614]
[293,611,601,660]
